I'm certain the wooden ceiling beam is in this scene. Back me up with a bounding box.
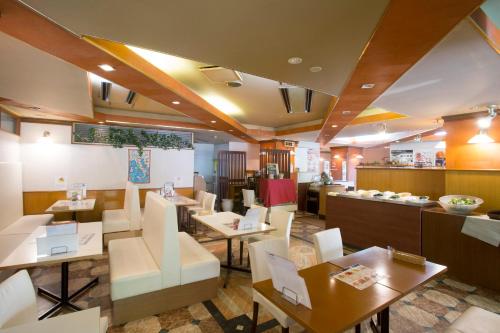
[317,0,484,146]
[93,112,213,131]
[0,0,257,143]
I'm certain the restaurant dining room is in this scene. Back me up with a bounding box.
[0,1,499,332]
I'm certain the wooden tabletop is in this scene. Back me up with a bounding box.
[45,199,96,213]
[0,222,103,270]
[193,212,276,238]
[0,307,101,333]
[164,195,199,206]
[329,246,447,294]
[253,262,402,333]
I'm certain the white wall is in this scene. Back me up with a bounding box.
[0,130,20,162]
[194,143,214,182]
[20,123,194,191]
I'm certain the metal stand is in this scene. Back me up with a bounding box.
[38,261,99,320]
[370,307,389,333]
[221,238,251,288]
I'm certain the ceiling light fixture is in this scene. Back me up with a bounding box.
[361,83,375,89]
[279,87,292,113]
[355,154,364,159]
[287,57,303,65]
[331,124,338,128]
[304,89,313,113]
[98,121,105,124]
[309,66,322,73]
[172,101,180,105]
[100,82,111,102]
[37,130,52,144]
[211,120,216,124]
[435,130,447,137]
[468,130,494,144]
[342,110,351,115]
[468,105,497,144]
[125,90,136,105]
[98,64,115,72]
[333,154,340,159]
[228,129,234,132]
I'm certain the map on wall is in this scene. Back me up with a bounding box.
[128,149,151,183]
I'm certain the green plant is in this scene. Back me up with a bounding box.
[75,124,192,155]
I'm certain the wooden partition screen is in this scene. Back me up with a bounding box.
[217,151,246,203]
[260,149,291,178]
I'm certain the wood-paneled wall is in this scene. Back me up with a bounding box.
[23,187,193,222]
[357,167,500,212]
[356,168,446,200]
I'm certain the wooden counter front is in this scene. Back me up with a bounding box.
[326,195,430,254]
[422,208,500,291]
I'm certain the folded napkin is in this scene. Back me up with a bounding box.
[461,215,500,247]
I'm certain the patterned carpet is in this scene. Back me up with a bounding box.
[27,215,500,333]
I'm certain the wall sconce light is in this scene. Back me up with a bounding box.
[355,154,364,159]
[468,105,497,144]
[468,130,494,144]
[37,130,53,144]
[333,154,340,159]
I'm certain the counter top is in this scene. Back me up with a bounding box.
[357,166,500,172]
[333,193,437,208]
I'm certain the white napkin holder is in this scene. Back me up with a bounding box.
[37,233,79,257]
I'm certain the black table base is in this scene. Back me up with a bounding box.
[222,238,251,288]
[370,308,389,333]
[38,261,99,319]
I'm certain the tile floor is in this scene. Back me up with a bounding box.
[28,215,500,332]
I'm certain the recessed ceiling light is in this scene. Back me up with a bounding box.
[98,121,105,124]
[209,129,215,132]
[331,124,338,128]
[211,120,216,124]
[98,64,115,72]
[214,135,218,139]
[435,130,447,136]
[287,57,303,65]
[228,129,234,132]
[342,110,351,115]
[361,83,375,89]
[172,101,180,105]
[309,66,322,73]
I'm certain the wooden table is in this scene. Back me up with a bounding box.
[192,212,276,286]
[0,307,101,333]
[254,246,447,333]
[0,222,103,319]
[45,199,96,221]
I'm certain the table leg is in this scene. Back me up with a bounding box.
[370,307,389,333]
[223,238,232,288]
[37,261,99,320]
[71,211,77,221]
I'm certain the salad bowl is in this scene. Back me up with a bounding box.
[439,195,483,214]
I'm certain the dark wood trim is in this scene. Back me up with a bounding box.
[442,110,493,122]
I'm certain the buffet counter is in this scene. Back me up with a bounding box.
[326,194,436,254]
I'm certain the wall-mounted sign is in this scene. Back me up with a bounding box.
[284,140,295,148]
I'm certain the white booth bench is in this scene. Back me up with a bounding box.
[108,192,220,324]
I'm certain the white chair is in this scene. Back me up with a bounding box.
[312,228,344,263]
[102,182,141,234]
[247,209,294,247]
[445,306,500,333]
[0,270,108,332]
[188,192,216,233]
[108,192,219,324]
[242,189,256,210]
[239,204,268,264]
[248,239,295,333]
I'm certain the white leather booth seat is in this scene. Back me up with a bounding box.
[445,306,500,333]
[0,214,53,235]
[102,210,129,234]
[108,237,162,301]
[178,232,219,285]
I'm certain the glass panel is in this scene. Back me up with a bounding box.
[0,112,17,134]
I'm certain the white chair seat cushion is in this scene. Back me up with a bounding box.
[0,214,53,235]
[253,290,294,328]
[246,234,276,243]
[179,232,220,285]
[102,209,130,234]
[108,237,161,300]
[445,306,500,333]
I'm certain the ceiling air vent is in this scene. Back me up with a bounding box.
[101,82,112,102]
[199,66,243,87]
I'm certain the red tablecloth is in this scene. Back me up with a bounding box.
[259,178,297,207]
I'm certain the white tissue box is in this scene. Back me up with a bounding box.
[37,233,79,257]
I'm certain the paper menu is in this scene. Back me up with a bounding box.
[238,208,261,230]
[265,252,312,309]
[332,264,385,290]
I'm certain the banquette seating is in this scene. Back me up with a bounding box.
[0,162,53,236]
[108,191,220,324]
[0,270,108,332]
[102,181,142,245]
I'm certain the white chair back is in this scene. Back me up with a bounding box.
[269,210,294,246]
[242,189,255,208]
[124,181,141,230]
[195,190,206,206]
[0,270,37,328]
[250,204,268,224]
[203,193,216,212]
[248,239,288,283]
[142,192,181,288]
[312,228,343,263]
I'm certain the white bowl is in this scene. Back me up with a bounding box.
[439,195,483,215]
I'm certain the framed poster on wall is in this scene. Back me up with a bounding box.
[128,149,151,183]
